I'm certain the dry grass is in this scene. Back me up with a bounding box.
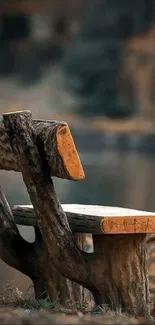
[0,281,154,324]
[0,308,152,325]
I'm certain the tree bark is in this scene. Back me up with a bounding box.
[3,110,91,288]
[0,184,89,306]
[32,228,89,306]
[12,204,154,313]
[13,204,107,233]
[0,114,84,180]
[91,234,150,317]
[3,110,151,316]
[146,234,155,296]
[0,184,38,278]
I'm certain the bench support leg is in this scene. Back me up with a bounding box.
[0,184,91,308]
[92,234,150,317]
[32,230,92,307]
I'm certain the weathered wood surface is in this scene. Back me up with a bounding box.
[3,110,151,316]
[0,184,48,292]
[92,233,150,317]
[13,207,155,299]
[13,204,155,234]
[0,185,90,305]
[3,110,92,297]
[0,112,84,180]
[146,235,155,295]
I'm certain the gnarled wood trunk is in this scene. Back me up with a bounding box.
[92,234,150,316]
[0,185,91,306]
[32,230,91,306]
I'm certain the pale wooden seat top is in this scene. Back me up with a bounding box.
[62,204,155,217]
[14,204,155,234]
[20,204,155,217]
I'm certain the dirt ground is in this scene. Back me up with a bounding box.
[0,282,153,325]
[0,307,153,325]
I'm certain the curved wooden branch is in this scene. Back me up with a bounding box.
[0,112,84,180]
[3,110,91,289]
[0,185,64,300]
[0,184,40,278]
[0,185,90,304]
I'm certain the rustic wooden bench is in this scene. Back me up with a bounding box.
[0,110,154,318]
[13,203,155,317]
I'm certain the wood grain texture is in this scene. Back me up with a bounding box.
[0,185,45,282]
[0,186,89,305]
[4,110,151,316]
[146,235,155,295]
[56,125,84,180]
[13,204,155,234]
[0,111,84,180]
[3,110,91,289]
[92,234,150,317]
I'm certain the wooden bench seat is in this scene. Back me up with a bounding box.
[13,204,155,234]
[12,203,153,317]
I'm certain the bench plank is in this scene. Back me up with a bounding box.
[13,204,155,234]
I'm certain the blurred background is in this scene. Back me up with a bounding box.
[0,0,155,303]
